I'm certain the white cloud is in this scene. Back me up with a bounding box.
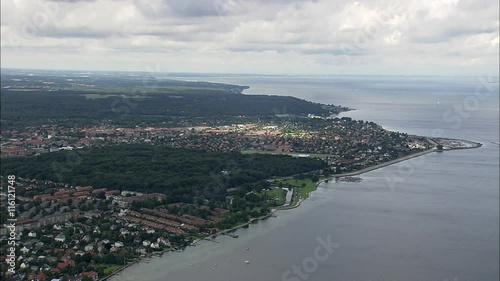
[0,0,498,75]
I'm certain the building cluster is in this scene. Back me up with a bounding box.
[1,125,93,158]
[1,212,102,281]
[0,178,234,281]
[1,119,434,280]
[1,120,432,176]
[32,186,120,206]
[120,205,227,233]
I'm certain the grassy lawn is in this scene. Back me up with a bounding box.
[96,264,122,275]
[279,178,319,205]
[264,188,287,206]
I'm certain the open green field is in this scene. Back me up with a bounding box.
[264,187,287,206]
[278,178,319,205]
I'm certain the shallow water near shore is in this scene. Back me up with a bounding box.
[111,76,499,281]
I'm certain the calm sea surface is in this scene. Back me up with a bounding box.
[111,76,499,281]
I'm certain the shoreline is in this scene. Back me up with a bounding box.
[330,148,437,178]
[285,137,483,209]
[278,147,437,211]
[103,149,438,280]
[101,214,276,281]
[273,137,483,210]
[102,137,481,280]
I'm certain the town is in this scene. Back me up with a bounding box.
[1,116,436,280]
[0,177,239,281]
[1,117,433,174]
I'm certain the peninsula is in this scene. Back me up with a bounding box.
[0,70,482,281]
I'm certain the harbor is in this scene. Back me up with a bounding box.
[431,137,483,150]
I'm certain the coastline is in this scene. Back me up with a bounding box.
[279,146,438,211]
[286,137,483,209]
[102,137,481,280]
[103,149,438,280]
[101,215,276,281]
[330,147,437,178]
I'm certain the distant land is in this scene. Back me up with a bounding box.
[0,69,349,129]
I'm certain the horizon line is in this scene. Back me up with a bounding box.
[1,67,499,78]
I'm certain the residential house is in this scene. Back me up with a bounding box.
[54,234,66,243]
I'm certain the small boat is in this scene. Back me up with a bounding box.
[244,260,250,264]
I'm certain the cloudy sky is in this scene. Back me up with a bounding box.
[1,0,498,75]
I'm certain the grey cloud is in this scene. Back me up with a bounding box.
[136,0,315,18]
[110,45,184,53]
[47,0,98,2]
[301,48,367,56]
[167,0,224,17]
[457,0,496,10]
[442,26,498,38]
[227,46,289,53]
[227,44,368,57]
[34,26,220,42]
[412,26,498,44]
[28,25,121,39]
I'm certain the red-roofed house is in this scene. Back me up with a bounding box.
[80,271,99,280]
[76,185,93,192]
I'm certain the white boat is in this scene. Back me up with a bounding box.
[244,260,250,264]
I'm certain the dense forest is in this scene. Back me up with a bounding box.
[0,71,347,129]
[0,90,340,129]
[1,144,327,203]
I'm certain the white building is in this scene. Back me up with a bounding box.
[54,234,66,243]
